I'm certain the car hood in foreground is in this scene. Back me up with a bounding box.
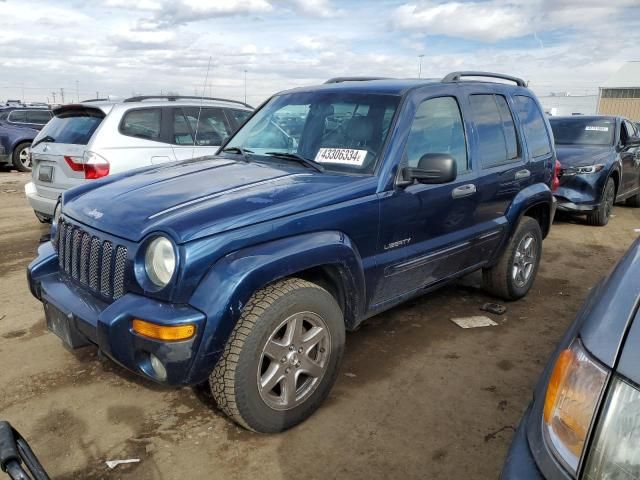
[555,145,614,168]
[62,156,374,243]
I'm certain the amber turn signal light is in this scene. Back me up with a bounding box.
[132,319,196,341]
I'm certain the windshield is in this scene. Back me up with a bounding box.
[224,91,400,174]
[36,109,104,145]
[550,118,615,146]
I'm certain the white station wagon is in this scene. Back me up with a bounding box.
[25,95,253,222]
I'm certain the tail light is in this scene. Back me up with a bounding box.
[64,152,110,179]
[552,159,561,192]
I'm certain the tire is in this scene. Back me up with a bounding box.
[12,142,32,172]
[626,192,640,208]
[587,177,615,226]
[210,278,345,433]
[482,217,543,301]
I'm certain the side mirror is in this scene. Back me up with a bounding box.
[626,135,640,147]
[400,153,457,186]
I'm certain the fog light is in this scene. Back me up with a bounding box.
[149,354,167,381]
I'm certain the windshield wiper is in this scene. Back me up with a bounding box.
[221,146,253,162]
[264,152,325,173]
[31,135,55,149]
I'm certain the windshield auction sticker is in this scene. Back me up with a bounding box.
[585,126,609,131]
[314,148,368,166]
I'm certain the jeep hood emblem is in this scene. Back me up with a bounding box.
[85,208,104,219]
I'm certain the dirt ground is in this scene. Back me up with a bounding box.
[0,170,638,480]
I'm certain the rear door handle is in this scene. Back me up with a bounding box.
[515,169,531,180]
[452,184,476,199]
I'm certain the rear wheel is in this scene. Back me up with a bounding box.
[210,278,345,433]
[12,142,32,172]
[587,177,615,226]
[482,217,542,301]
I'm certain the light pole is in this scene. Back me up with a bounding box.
[418,54,425,79]
[244,70,247,104]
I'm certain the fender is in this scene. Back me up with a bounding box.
[186,230,365,384]
[488,182,553,265]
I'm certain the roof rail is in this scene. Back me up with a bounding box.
[324,76,390,84]
[81,98,111,103]
[123,95,252,109]
[442,71,527,87]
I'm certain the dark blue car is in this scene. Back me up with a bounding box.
[28,72,558,432]
[0,108,53,171]
[550,115,640,226]
[501,236,640,479]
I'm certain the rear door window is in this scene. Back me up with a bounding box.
[469,94,519,168]
[230,109,252,125]
[38,110,104,145]
[514,96,552,158]
[120,108,162,141]
[181,107,233,146]
[26,110,53,125]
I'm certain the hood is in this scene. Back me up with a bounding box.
[555,145,613,168]
[63,156,374,243]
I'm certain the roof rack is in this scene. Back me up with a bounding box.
[81,98,111,103]
[324,76,390,84]
[442,71,527,87]
[123,95,252,109]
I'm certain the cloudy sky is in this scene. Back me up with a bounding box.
[1,0,639,105]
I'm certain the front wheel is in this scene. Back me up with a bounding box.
[210,278,345,433]
[587,177,615,226]
[482,217,543,300]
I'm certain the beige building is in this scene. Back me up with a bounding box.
[597,61,640,121]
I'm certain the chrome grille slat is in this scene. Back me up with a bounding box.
[89,237,101,291]
[100,241,113,298]
[113,246,127,299]
[55,220,127,301]
[79,233,90,285]
[71,230,81,279]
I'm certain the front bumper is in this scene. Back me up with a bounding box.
[500,406,544,479]
[554,171,608,213]
[25,182,56,217]
[28,242,208,386]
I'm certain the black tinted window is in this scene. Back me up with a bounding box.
[38,111,103,145]
[404,96,468,172]
[470,94,519,168]
[121,108,161,140]
[230,109,252,125]
[26,110,52,125]
[8,110,26,122]
[514,96,551,157]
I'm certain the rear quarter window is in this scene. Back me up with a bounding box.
[120,108,162,141]
[514,96,552,158]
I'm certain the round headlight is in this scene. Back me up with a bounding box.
[144,236,176,287]
[53,200,62,225]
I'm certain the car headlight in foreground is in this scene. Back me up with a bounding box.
[583,377,640,479]
[144,236,176,288]
[543,339,608,474]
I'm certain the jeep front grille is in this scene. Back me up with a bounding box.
[56,219,127,300]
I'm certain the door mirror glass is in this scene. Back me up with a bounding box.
[626,134,640,147]
[401,153,457,185]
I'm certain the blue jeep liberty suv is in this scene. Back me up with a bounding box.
[28,72,558,432]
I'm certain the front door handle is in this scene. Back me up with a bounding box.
[515,169,531,180]
[452,184,476,199]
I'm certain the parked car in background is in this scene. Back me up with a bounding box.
[25,96,253,222]
[501,236,640,480]
[550,115,640,226]
[0,107,53,172]
[29,71,558,432]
